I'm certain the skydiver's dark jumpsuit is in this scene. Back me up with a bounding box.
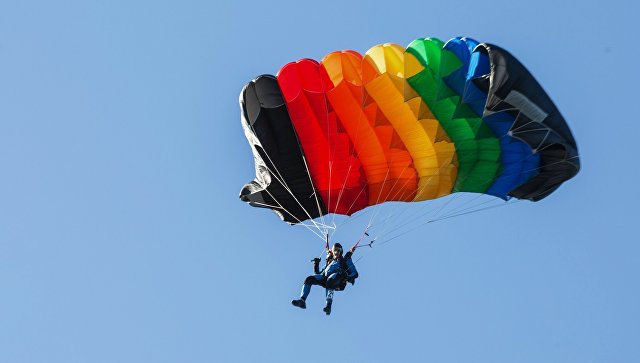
[299,251,358,305]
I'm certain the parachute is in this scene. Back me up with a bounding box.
[239,37,580,225]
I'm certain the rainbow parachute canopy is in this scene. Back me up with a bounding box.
[239,37,580,224]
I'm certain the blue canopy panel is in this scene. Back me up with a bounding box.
[441,37,479,107]
[442,38,540,200]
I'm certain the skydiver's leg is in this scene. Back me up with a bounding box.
[323,289,334,315]
[325,289,334,303]
[300,274,325,300]
[325,273,341,292]
[293,274,325,309]
[323,273,341,315]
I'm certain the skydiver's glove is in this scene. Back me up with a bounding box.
[348,278,355,285]
[312,258,321,273]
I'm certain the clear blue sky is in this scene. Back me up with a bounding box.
[1,1,638,362]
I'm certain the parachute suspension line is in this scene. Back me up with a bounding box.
[368,161,414,221]
[360,147,470,243]
[321,79,342,234]
[249,200,331,234]
[299,152,330,236]
[257,159,325,234]
[375,195,458,243]
[358,201,508,274]
[365,171,416,246]
[327,159,334,224]
[374,192,440,242]
[297,219,335,233]
[436,194,488,218]
[329,136,368,230]
[329,108,368,230]
[432,193,463,218]
[365,163,396,228]
[510,119,537,133]
[365,160,423,244]
[247,124,326,235]
[248,115,332,235]
[381,194,495,242]
[374,201,442,242]
[248,201,284,210]
[513,127,553,134]
[366,165,407,229]
[331,197,373,235]
[325,91,333,224]
[334,152,455,247]
[367,155,459,245]
[349,224,374,251]
[416,193,484,226]
[258,186,327,241]
[330,161,355,228]
[297,224,330,241]
[376,199,521,248]
[433,196,504,222]
[373,167,394,207]
[361,166,393,238]
[521,155,580,176]
[355,240,375,249]
[334,159,389,242]
[386,157,454,219]
[329,176,370,237]
[309,233,331,262]
[427,198,520,224]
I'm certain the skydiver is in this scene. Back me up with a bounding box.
[291,242,358,315]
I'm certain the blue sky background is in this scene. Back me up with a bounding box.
[1,0,638,362]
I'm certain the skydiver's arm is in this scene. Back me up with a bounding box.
[313,258,321,274]
[343,252,358,283]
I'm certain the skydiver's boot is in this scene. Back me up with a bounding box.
[291,299,306,309]
[323,301,332,315]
